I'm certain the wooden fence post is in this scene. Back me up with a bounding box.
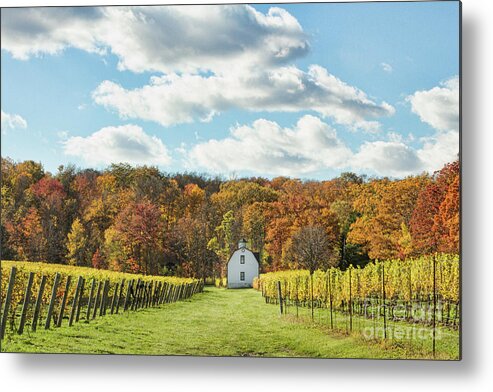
[139,281,145,308]
[166,283,172,303]
[116,279,125,314]
[148,282,153,305]
[154,282,161,305]
[123,280,133,311]
[45,273,61,329]
[310,273,314,321]
[76,278,85,322]
[147,282,152,307]
[149,282,154,306]
[167,285,172,303]
[145,282,151,307]
[142,281,148,307]
[100,280,109,316]
[171,284,176,303]
[1,267,17,339]
[277,281,283,315]
[31,275,47,332]
[155,281,160,304]
[167,284,172,303]
[57,276,72,327]
[138,280,145,309]
[18,271,35,335]
[161,282,166,303]
[143,282,149,308]
[349,267,353,332]
[86,279,96,321]
[295,277,299,318]
[382,262,387,339]
[93,280,102,319]
[69,277,83,326]
[111,282,119,314]
[132,279,138,310]
[432,253,437,358]
[328,269,333,329]
[160,283,168,304]
[157,282,163,304]
[153,281,159,305]
[132,279,141,310]
[104,280,111,315]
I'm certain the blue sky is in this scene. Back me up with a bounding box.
[1,2,460,179]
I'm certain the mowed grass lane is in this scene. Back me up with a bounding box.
[1,287,457,359]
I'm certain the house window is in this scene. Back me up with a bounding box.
[240,255,245,264]
[240,272,245,281]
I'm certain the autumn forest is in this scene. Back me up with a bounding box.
[0,156,460,280]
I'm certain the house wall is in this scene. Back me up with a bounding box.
[227,249,259,288]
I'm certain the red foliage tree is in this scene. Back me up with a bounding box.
[410,161,459,255]
[114,201,163,274]
[91,249,108,269]
[434,175,460,253]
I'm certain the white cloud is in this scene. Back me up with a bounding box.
[381,62,393,73]
[2,6,394,132]
[93,65,394,130]
[1,5,308,74]
[353,129,459,177]
[407,76,459,132]
[63,124,171,166]
[1,110,28,131]
[353,141,423,177]
[57,130,69,140]
[399,76,460,174]
[188,115,458,178]
[417,129,459,173]
[188,115,352,176]
[0,8,106,60]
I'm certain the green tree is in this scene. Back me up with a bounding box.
[208,210,236,278]
[66,218,89,266]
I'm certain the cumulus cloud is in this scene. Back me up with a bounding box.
[353,141,423,177]
[63,124,171,166]
[417,129,459,173]
[0,7,106,60]
[188,115,352,176]
[188,115,458,178]
[381,62,393,73]
[399,76,460,174]
[353,129,459,177]
[93,65,394,129]
[407,76,459,132]
[1,5,308,73]
[1,110,28,131]
[3,6,394,132]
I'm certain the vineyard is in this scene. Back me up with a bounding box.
[255,254,460,357]
[0,261,203,340]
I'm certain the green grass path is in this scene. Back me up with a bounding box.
[1,287,456,359]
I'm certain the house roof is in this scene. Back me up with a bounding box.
[226,247,259,265]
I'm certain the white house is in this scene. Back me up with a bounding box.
[227,239,259,288]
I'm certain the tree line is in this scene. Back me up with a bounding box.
[1,157,459,279]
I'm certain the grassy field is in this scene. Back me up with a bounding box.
[1,287,459,359]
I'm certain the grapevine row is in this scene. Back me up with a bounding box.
[255,254,460,327]
[0,261,203,339]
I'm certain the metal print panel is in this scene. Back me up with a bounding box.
[0,1,461,360]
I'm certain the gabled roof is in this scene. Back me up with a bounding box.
[226,247,259,265]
